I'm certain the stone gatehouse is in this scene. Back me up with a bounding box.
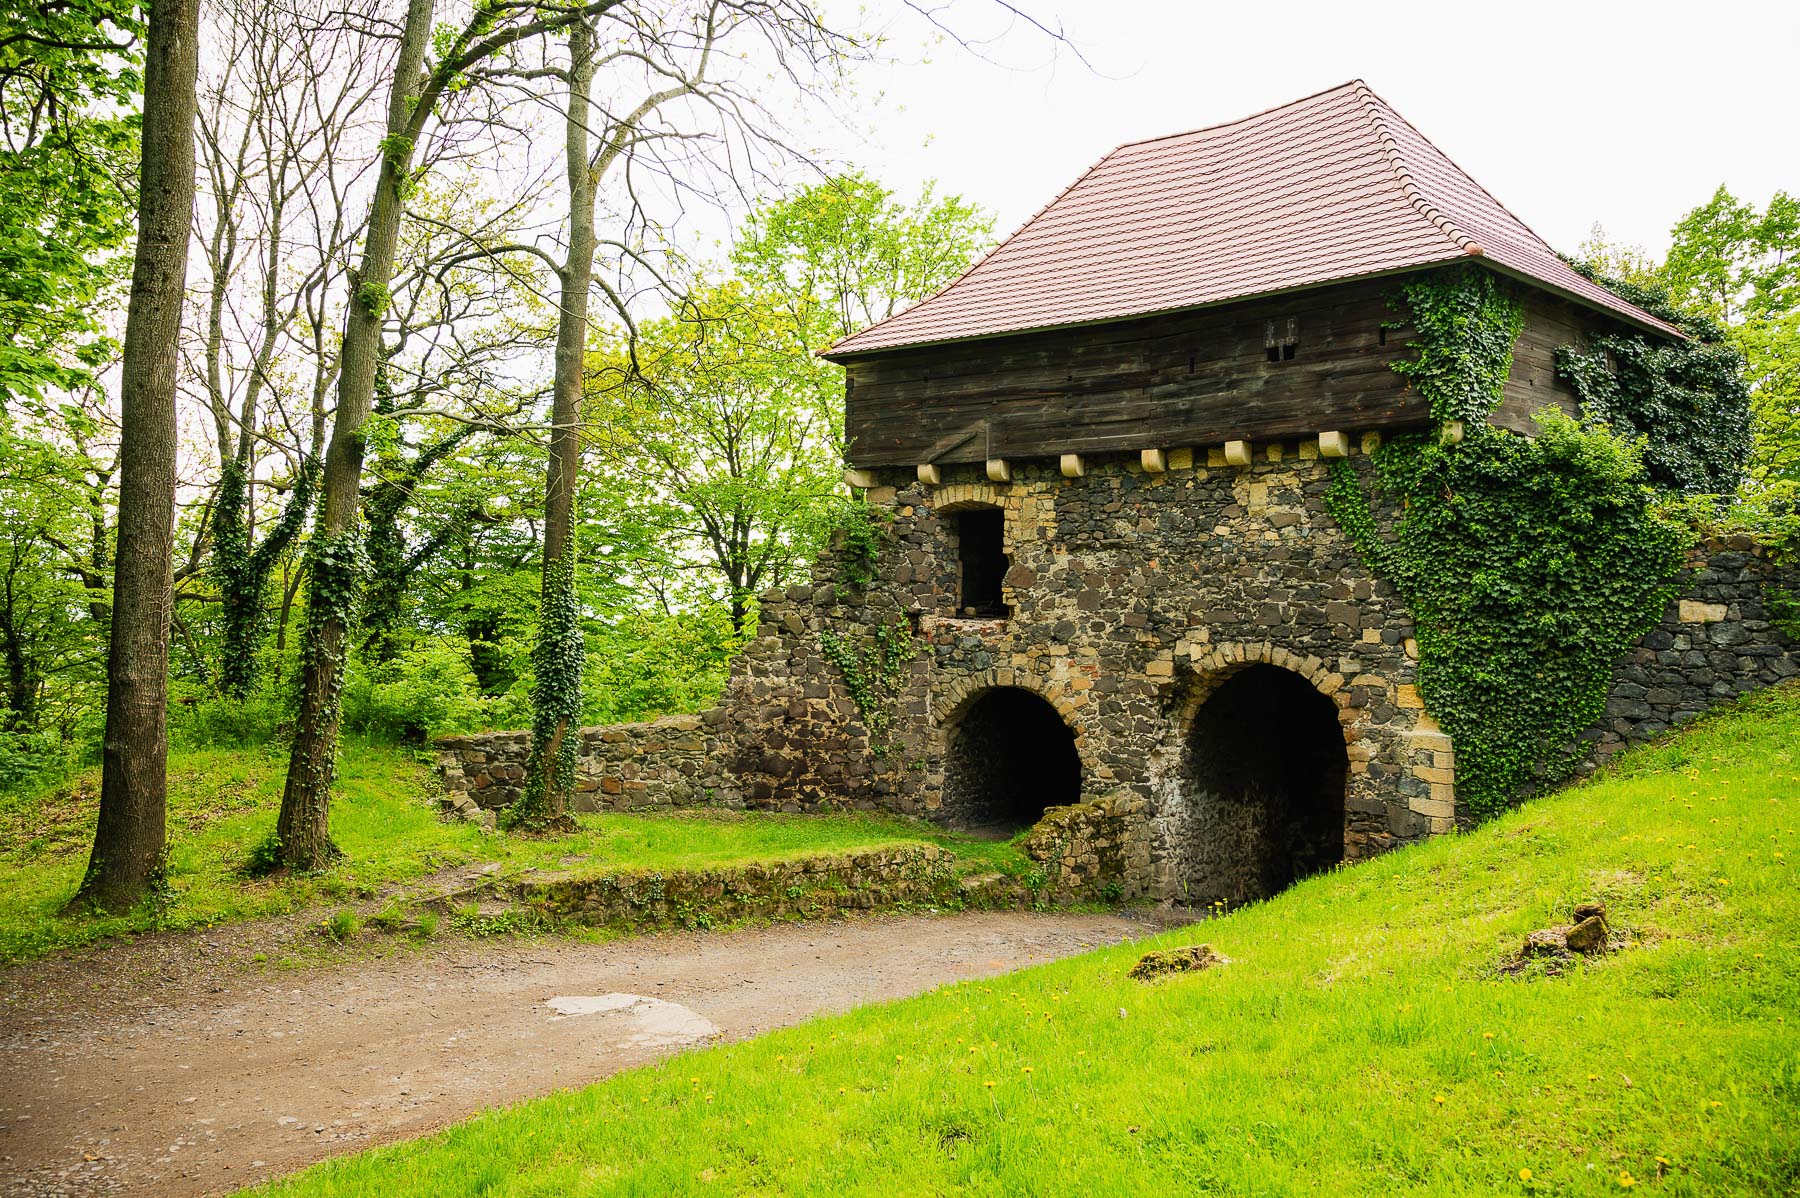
[436,82,1799,906]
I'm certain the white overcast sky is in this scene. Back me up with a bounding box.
[813,0,1799,260]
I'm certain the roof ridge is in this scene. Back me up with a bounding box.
[1367,88,1566,262]
[1350,81,1483,259]
[1106,78,1368,154]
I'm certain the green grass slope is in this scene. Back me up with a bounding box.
[261,685,1800,1197]
[0,743,1024,966]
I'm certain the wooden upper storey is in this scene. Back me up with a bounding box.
[837,272,1633,469]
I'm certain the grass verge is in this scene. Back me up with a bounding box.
[0,741,1031,966]
[259,685,1800,1196]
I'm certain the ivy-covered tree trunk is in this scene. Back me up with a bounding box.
[212,456,317,698]
[511,17,595,832]
[276,0,436,869]
[70,0,201,912]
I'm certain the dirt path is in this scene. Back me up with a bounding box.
[0,909,1180,1197]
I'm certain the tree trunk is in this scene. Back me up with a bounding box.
[70,0,201,912]
[276,0,436,869]
[511,19,596,831]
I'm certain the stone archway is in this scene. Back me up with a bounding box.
[1183,664,1347,902]
[936,683,1082,834]
[1174,650,1353,905]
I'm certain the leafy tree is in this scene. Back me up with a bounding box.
[0,0,140,406]
[590,177,993,632]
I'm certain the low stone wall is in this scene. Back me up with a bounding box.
[498,845,962,931]
[435,712,735,813]
[1020,795,1155,903]
[1585,538,1798,769]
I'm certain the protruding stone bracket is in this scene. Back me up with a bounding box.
[1223,439,1252,467]
[1439,420,1465,446]
[1140,448,1167,474]
[985,458,1012,483]
[843,467,879,489]
[1318,431,1350,458]
[1060,453,1085,478]
[917,463,942,486]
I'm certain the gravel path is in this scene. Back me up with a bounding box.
[0,908,1181,1197]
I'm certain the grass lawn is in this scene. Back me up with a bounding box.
[0,741,1028,966]
[258,684,1800,1197]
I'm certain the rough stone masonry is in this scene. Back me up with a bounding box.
[437,443,1798,907]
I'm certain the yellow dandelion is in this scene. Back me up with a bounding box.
[1483,1032,1496,1040]
[1433,1095,1446,1105]
[1618,1172,1636,1188]
[1519,1167,1532,1181]
[1022,1066,1033,1074]
[984,1081,995,1089]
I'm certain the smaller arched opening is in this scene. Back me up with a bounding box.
[1183,664,1347,905]
[941,687,1080,835]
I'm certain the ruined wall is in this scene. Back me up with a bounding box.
[1582,538,1798,769]
[431,450,1798,905]
[438,440,1447,902]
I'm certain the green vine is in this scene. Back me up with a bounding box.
[508,546,584,832]
[290,524,368,795]
[1553,263,1752,495]
[819,618,914,754]
[1389,263,1525,425]
[211,456,319,698]
[1325,264,1689,816]
[828,497,889,598]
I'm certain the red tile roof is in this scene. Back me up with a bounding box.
[826,81,1677,358]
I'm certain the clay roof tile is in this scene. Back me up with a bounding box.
[826,81,1676,358]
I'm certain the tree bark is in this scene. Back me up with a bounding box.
[70,0,202,912]
[513,17,597,830]
[276,0,436,869]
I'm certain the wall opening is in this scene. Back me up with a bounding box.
[1182,664,1346,905]
[941,686,1079,834]
[950,507,1008,617]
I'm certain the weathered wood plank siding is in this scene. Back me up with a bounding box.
[839,277,1425,468]
[1495,289,1628,434]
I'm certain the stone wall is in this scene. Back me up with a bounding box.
[436,713,736,812]
[1583,538,1798,769]
[430,447,1798,906]
[1020,795,1156,904]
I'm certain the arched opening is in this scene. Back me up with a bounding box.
[941,687,1080,835]
[1183,664,1347,905]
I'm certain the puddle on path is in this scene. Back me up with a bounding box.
[545,993,721,1049]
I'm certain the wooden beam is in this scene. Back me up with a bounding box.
[1224,440,1252,467]
[917,463,942,486]
[843,467,879,489]
[985,458,1011,483]
[1060,453,1085,478]
[1317,431,1350,458]
[1140,447,1167,473]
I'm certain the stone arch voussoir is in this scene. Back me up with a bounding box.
[932,669,1089,753]
[1174,640,1364,747]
